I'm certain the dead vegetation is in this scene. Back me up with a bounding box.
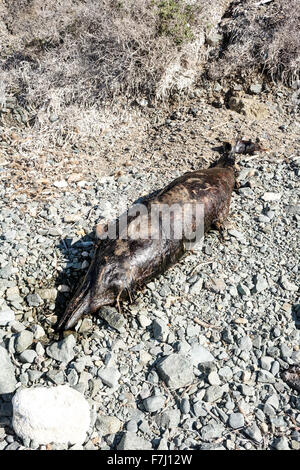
[209,0,300,86]
[0,0,204,106]
[0,0,299,152]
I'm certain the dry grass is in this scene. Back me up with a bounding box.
[0,0,209,149]
[0,0,204,106]
[0,0,299,153]
[208,0,300,86]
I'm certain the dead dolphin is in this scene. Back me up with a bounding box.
[57,141,264,330]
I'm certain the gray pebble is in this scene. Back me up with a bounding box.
[126,420,138,432]
[117,432,152,450]
[143,395,166,412]
[46,334,76,364]
[18,349,37,363]
[156,354,193,390]
[15,330,34,354]
[26,293,43,307]
[98,367,120,388]
[229,412,244,429]
[272,436,290,450]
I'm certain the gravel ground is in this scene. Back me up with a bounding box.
[0,88,299,450]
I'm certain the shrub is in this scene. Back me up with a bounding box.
[208,0,300,86]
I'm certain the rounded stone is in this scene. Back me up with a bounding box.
[15,330,34,354]
[229,413,245,429]
[143,395,166,413]
[19,350,37,364]
[126,420,138,432]
[96,415,121,435]
[12,385,90,445]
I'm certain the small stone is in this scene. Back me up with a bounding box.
[35,342,45,356]
[117,432,152,450]
[229,413,244,429]
[238,336,252,351]
[98,367,120,388]
[272,436,290,450]
[186,324,200,337]
[260,356,273,371]
[10,321,26,333]
[156,354,193,390]
[4,230,17,241]
[208,278,226,293]
[26,293,43,307]
[36,288,57,302]
[46,334,76,364]
[46,370,65,386]
[261,192,281,202]
[99,306,126,332]
[0,346,17,393]
[15,330,34,354]
[239,384,255,396]
[143,395,166,413]
[5,286,22,303]
[242,370,251,383]
[218,366,233,381]
[0,304,15,326]
[189,344,215,366]
[53,180,68,188]
[180,397,190,414]
[139,350,152,366]
[257,370,275,384]
[96,415,121,435]
[49,114,59,122]
[18,350,37,364]
[12,385,90,445]
[0,265,13,279]
[208,371,221,386]
[253,274,268,293]
[228,229,244,239]
[229,286,238,297]
[64,214,81,223]
[280,275,298,292]
[237,283,250,296]
[155,409,181,429]
[48,227,63,237]
[189,278,203,294]
[250,83,262,94]
[204,385,227,402]
[201,423,225,440]
[78,318,93,333]
[271,361,280,376]
[280,343,292,360]
[31,324,46,340]
[138,314,152,328]
[244,423,262,443]
[126,420,138,432]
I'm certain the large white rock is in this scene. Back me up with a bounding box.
[12,385,90,445]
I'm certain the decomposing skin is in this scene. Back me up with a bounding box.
[57,142,264,331]
[281,365,300,393]
[223,139,268,155]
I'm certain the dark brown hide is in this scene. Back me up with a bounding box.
[57,158,235,330]
[281,365,300,392]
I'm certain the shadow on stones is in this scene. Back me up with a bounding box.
[52,229,97,338]
[0,392,14,435]
[291,303,300,330]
